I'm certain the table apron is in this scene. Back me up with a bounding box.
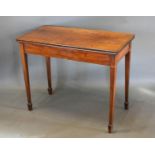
[116,44,130,63]
[23,43,113,66]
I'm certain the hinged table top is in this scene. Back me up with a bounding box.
[17,25,135,54]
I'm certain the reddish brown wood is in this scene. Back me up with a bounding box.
[116,44,130,63]
[24,43,112,66]
[19,43,32,111]
[45,57,52,94]
[16,25,134,54]
[124,44,131,110]
[16,25,135,133]
[108,57,117,133]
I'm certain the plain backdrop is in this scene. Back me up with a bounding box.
[0,16,154,90]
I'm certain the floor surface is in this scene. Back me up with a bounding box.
[0,85,155,137]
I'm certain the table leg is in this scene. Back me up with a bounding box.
[19,44,32,111]
[45,57,52,95]
[108,65,117,133]
[124,49,131,110]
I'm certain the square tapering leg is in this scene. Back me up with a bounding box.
[108,63,117,133]
[124,45,131,110]
[45,57,52,95]
[19,43,32,111]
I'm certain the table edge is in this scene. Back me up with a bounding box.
[16,37,134,56]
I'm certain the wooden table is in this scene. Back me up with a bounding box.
[16,25,135,133]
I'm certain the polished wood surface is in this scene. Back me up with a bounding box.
[19,43,32,111]
[45,57,52,95]
[124,44,131,110]
[109,58,117,133]
[17,25,135,133]
[17,25,134,54]
[24,42,112,65]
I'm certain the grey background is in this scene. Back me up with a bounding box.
[0,16,154,90]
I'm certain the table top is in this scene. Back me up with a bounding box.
[17,25,135,54]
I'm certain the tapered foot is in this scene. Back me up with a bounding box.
[124,101,129,110]
[27,103,33,111]
[48,88,53,95]
[108,125,112,133]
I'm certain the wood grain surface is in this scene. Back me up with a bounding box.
[17,25,134,54]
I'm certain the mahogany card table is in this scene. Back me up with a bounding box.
[16,25,135,133]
